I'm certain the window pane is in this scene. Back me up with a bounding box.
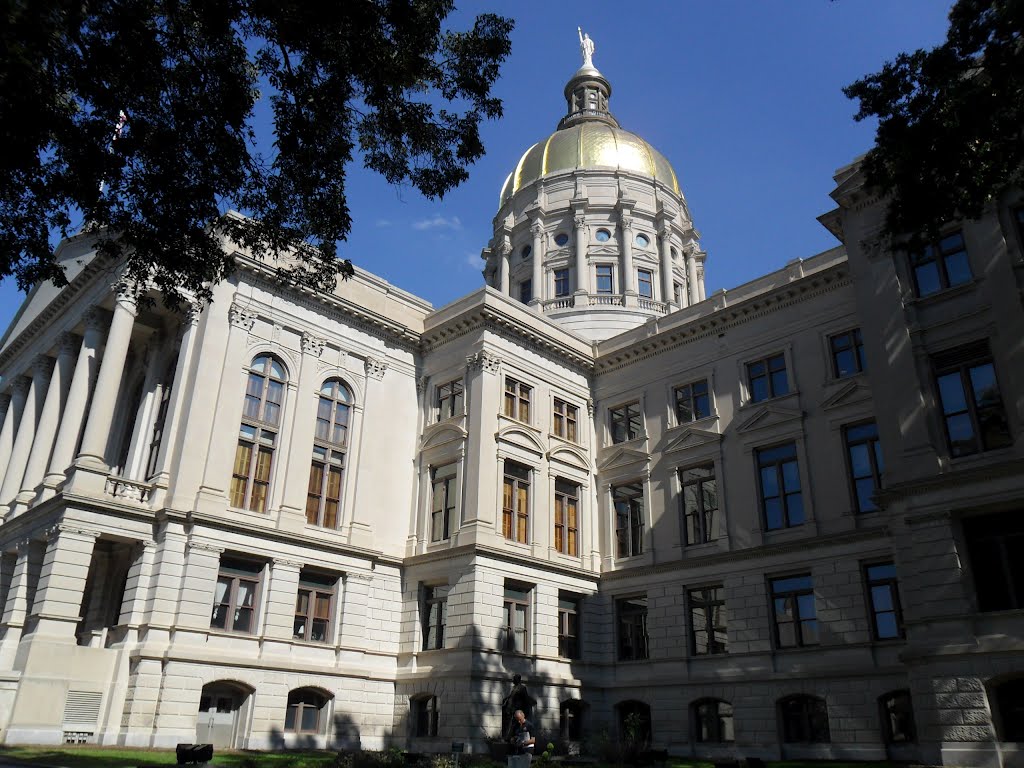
[945,250,971,286]
[301,705,319,732]
[937,372,968,414]
[915,262,941,296]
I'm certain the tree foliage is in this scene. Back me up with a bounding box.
[843,0,1023,244]
[0,0,513,304]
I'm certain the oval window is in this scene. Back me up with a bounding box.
[554,233,569,247]
[595,228,611,242]
[635,233,650,248]
[521,245,531,259]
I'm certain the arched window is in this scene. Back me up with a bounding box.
[307,379,352,528]
[285,688,329,734]
[993,678,1024,742]
[231,355,286,512]
[692,698,734,743]
[779,695,830,743]
[560,699,586,741]
[411,694,438,737]
[879,690,915,744]
[616,700,651,749]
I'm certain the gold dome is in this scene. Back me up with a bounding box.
[499,121,681,207]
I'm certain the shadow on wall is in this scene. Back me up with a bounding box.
[265,708,364,751]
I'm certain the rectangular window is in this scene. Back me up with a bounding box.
[911,231,971,297]
[412,696,439,737]
[613,483,644,558]
[422,584,449,650]
[689,586,727,655]
[617,596,649,661]
[596,264,614,294]
[673,282,683,306]
[431,464,457,541]
[519,279,532,304]
[231,426,275,512]
[864,562,903,640]
[746,353,789,403]
[845,422,883,513]
[933,343,1012,457]
[553,398,579,442]
[503,378,532,423]
[293,571,335,643]
[502,583,531,653]
[435,379,464,421]
[637,269,654,298]
[963,511,1024,611]
[680,465,719,545]
[502,461,530,544]
[306,445,344,528]
[770,574,817,648]
[830,328,866,378]
[757,443,804,530]
[554,478,580,557]
[609,401,642,443]
[674,379,711,423]
[558,593,580,659]
[554,268,570,297]
[211,558,262,634]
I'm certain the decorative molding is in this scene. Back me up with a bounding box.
[416,376,428,395]
[300,332,326,358]
[186,540,225,555]
[735,403,803,435]
[663,426,723,454]
[364,357,387,380]
[272,557,304,569]
[46,523,100,541]
[573,215,586,230]
[57,332,79,358]
[530,221,545,237]
[228,302,257,331]
[620,214,634,233]
[466,350,501,374]
[346,571,374,583]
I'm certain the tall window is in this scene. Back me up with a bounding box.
[964,511,1024,611]
[770,574,817,648]
[746,353,789,403]
[502,462,530,543]
[554,268,570,297]
[674,379,710,423]
[211,558,262,634]
[864,562,903,640]
[560,700,585,740]
[637,269,653,298]
[933,343,1011,457]
[502,583,531,653]
[422,584,449,650]
[553,398,579,442]
[845,422,884,513]
[145,364,175,478]
[880,690,916,744]
[617,596,649,661]
[779,695,830,743]
[306,379,352,528]
[613,483,644,558]
[610,401,642,443]
[435,379,463,421]
[756,443,803,530]
[689,586,727,655]
[285,689,328,734]
[431,464,457,541]
[673,282,683,305]
[519,279,532,304]
[693,699,734,743]
[293,571,334,643]
[830,328,866,378]
[558,594,580,659]
[231,354,286,512]
[596,264,614,294]
[411,695,439,737]
[551,479,579,557]
[910,231,971,297]
[681,465,719,545]
[504,378,532,423]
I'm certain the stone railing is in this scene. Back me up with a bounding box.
[104,476,152,504]
[589,294,624,307]
[541,297,574,311]
[638,297,668,314]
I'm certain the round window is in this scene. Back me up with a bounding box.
[554,233,569,247]
[595,228,611,242]
[521,245,531,259]
[635,233,650,248]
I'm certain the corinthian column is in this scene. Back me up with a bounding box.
[659,230,674,307]
[573,211,589,297]
[499,242,511,295]
[687,248,700,304]
[529,220,544,312]
[0,360,52,512]
[620,214,636,298]
[0,383,28,482]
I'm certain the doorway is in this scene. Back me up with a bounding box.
[196,681,252,748]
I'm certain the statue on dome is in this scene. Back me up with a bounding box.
[578,27,595,68]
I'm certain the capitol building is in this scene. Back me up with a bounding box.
[0,42,1022,768]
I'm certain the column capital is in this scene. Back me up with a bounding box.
[272,557,304,570]
[57,332,79,358]
[301,332,326,358]
[45,522,99,542]
[182,301,202,327]
[573,214,586,230]
[82,307,108,333]
[12,376,30,398]
[31,354,54,378]
[620,214,634,234]
[364,357,387,380]
[467,350,501,375]
[112,278,140,315]
[228,302,256,331]
[14,539,32,556]
[416,375,429,395]
[530,220,545,237]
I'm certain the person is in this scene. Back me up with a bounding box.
[508,709,536,762]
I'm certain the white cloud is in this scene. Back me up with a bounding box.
[413,214,462,231]
[374,219,393,228]
[465,252,482,270]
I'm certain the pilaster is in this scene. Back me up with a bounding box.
[27,523,99,639]
[278,333,325,530]
[572,203,589,297]
[459,351,502,543]
[116,540,157,635]
[262,558,302,643]
[0,542,32,668]
[143,521,188,633]
[529,220,544,312]
[173,540,223,636]
[347,357,388,547]
[338,571,373,650]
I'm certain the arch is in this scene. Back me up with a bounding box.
[548,443,590,471]
[410,692,439,738]
[691,698,734,743]
[232,353,289,512]
[497,423,547,456]
[990,677,1024,742]
[421,422,468,451]
[560,698,588,741]
[197,680,255,749]
[778,694,830,743]
[285,686,333,735]
[878,689,915,744]
[615,700,651,748]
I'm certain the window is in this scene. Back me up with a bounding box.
[689,586,727,655]
[553,398,578,442]
[635,233,650,248]
[519,279,532,304]
[504,378,531,422]
[680,465,719,545]
[617,701,651,747]
[431,464,457,542]
[560,700,585,740]
[502,583,531,653]
[637,269,653,298]
[934,343,1012,457]
[830,328,866,378]
[779,695,830,743]
[596,264,614,294]
[910,231,971,297]
[964,511,1024,611]
[435,379,464,421]
[609,401,642,443]
[285,689,328,734]
[231,354,286,512]
[864,562,903,639]
[145,364,174,478]
[554,232,570,247]
[554,268,570,297]
[293,571,335,643]
[673,379,710,423]
[411,695,439,737]
[770,575,817,648]
[521,245,531,259]
[422,584,449,650]
[306,378,351,528]
[554,479,579,556]
[673,282,682,305]
[845,422,884,513]
[746,353,789,402]
[879,690,916,744]
[757,443,804,530]
[595,228,611,242]
[613,483,644,558]
[502,461,530,544]
[993,678,1024,742]
[558,593,580,659]
[211,558,261,634]
[692,699,734,743]
[617,596,649,661]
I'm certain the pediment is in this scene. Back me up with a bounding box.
[496,423,546,456]
[548,443,591,470]
[822,379,873,411]
[420,421,468,451]
[590,245,619,256]
[597,445,651,473]
[664,427,723,454]
[735,404,803,434]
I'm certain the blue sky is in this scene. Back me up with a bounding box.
[0,1,954,331]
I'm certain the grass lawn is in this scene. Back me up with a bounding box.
[0,745,338,767]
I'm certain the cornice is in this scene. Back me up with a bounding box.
[878,457,1024,507]
[402,542,601,582]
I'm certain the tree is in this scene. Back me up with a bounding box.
[843,0,1023,244]
[0,0,513,305]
